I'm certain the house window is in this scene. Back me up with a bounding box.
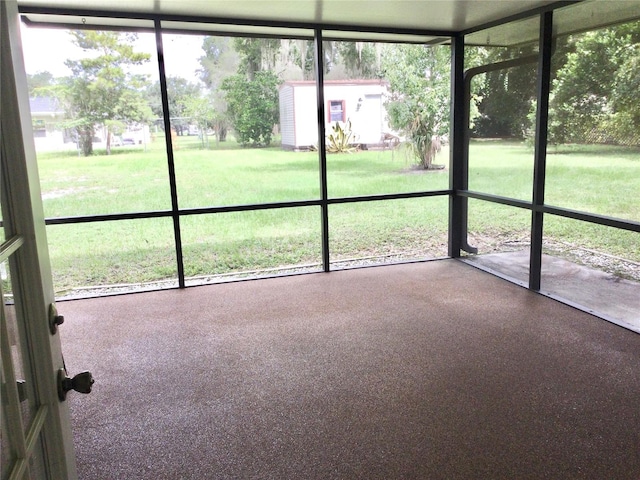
[328,100,345,122]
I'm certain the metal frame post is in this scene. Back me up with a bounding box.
[529,11,553,290]
[314,29,330,272]
[154,19,185,288]
[448,35,465,257]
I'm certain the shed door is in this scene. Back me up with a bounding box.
[359,94,383,144]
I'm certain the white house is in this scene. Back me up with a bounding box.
[29,96,71,150]
[279,79,392,150]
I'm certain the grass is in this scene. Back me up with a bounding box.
[35,136,639,294]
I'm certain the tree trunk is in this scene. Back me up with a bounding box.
[78,126,94,156]
[106,130,112,155]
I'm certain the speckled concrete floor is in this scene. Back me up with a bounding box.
[59,260,640,480]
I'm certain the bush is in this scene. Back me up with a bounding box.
[221,72,280,147]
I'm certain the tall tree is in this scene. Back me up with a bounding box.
[233,37,281,80]
[54,31,152,156]
[336,41,381,78]
[198,37,239,90]
[382,44,451,169]
[286,39,336,80]
[197,36,240,142]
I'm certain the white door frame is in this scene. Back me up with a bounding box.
[1,1,77,478]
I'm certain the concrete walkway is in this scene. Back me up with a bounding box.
[465,250,640,332]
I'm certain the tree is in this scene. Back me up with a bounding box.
[198,37,239,90]
[283,39,339,80]
[148,77,201,136]
[210,37,283,147]
[53,31,152,156]
[197,37,240,142]
[233,37,281,80]
[548,21,640,145]
[472,45,538,138]
[183,93,216,148]
[27,71,54,95]
[221,71,280,147]
[610,40,640,139]
[336,41,381,78]
[381,44,451,169]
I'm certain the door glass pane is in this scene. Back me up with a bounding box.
[161,29,319,209]
[544,17,640,222]
[181,207,322,286]
[1,366,16,480]
[465,18,539,201]
[20,23,172,217]
[323,37,450,197]
[0,197,5,244]
[27,435,47,480]
[46,218,177,299]
[329,196,449,269]
[3,265,38,432]
[542,216,640,331]
[463,198,531,284]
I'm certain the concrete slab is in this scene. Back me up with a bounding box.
[465,250,640,332]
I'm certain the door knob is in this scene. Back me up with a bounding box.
[57,369,94,401]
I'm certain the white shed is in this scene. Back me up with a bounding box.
[279,80,391,150]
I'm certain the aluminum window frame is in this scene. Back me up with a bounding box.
[16,3,640,332]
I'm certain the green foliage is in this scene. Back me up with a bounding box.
[148,76,201,136]
[198,37,238,143]
[287,40,336,80]
[233,37,281,79]
[198,37,239,92]
[27,71,54,95]
[473,46,538,138]
[52,31,152,156]
[183,94,216,148]
[548,21,640,145]
[221,71,280,147]
[326,120,358,153]
[382,44,450,169]
[336,41,380,78]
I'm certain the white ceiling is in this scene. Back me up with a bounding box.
[17,0,561,33]
[17,0,640,44]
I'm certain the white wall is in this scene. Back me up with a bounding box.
[280,81,391,149]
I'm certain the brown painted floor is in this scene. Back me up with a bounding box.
[58,260,640,479]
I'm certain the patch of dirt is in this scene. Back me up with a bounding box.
[41,186,98,199]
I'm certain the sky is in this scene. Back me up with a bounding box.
[19,23,204,82]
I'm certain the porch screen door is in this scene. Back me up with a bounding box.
[1,1,78,478]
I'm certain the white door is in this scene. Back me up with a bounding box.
[359,94,383,144]
[1,1,79,478]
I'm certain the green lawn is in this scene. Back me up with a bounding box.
[35,136,639,294]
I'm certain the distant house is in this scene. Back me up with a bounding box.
[29,96,71,150]
[279,79,393,150]
[28,97,152,151]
